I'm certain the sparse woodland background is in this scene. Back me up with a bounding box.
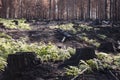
[0,0,120,21]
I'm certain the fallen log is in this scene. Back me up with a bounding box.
[56,29,73,42]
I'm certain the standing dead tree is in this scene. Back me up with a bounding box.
[0,0,120,22]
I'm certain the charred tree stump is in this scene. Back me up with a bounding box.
[12,20,18,25]
[73,23,79,30]
[0,23,7,31]
[7,52,40,72]
[98,42,119,53]
[2,52,41,80]
[1,52,59,80]
[58,47,96,68]
[0,23,3,26]
[0,23,5,28]
[90,19,102,26]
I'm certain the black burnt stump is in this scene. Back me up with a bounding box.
[0,23,6,29]
[0,23,3,26]
[58,47,96,68]
[1,52,41,80]
[7,52,40,72]
[1,52,59,80]
[98,42,120,53]
[12,20,19,25]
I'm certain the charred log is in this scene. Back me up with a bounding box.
[56,29,73,42]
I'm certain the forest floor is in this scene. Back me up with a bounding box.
[0,20,120,80]
[4,21,86,48]
[3,20,120,50]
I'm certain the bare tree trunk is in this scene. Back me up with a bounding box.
[105,0,108,20]
[87,0,90,20]
[66,0,69,20]
[49,0,52,20]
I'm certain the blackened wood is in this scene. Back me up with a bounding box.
[0,23,3,26]
[90,19,102,26]
[7,52,40,72]
[2,52,58,80]
[57,29,72,38]
[58,47,96,68]
[98,42,117,53]
[12,20,18,25]
[56,29,73,42]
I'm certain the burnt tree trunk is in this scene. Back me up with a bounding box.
[87,0,90,19]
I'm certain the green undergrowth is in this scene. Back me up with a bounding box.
[49,23,76,34]
[0,37,75,61]
[76,34,100,47]
[65,52,120,77]
[0,28,120,76]
[0,32,12,39]
[0,18,31,30]
[50,23,93,34]
[0,57,6,71]
[50,23,100,47]
[0,34,120,76]
[0,33,75,70]
[77,24,93,31]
